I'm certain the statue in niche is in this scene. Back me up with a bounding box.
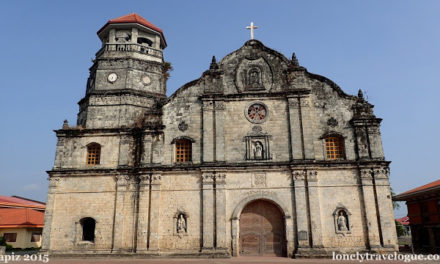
[243,67,263,90]
[253,141,264,159]
[176,214,187,233]
[337,211,349,231]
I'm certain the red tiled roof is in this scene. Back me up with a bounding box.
[0,196,45,209]
[398,179,440,196]
[396,216,410,226]
[0,208,44,228]
[97,13,166,46]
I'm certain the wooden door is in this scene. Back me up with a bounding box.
[239,200,285,256]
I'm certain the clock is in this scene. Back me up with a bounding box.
[107,73,118,83]
[141,75,151,85]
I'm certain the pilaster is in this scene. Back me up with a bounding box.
[360,168,381,249]
[307,170,323,248]
[373,167,398,249]
[215,101,226,162]
[148,174,162,251]
[287,97,304,159]
[202,173,215,250]
[202,100,214,162]
[292,170,310,248]
[299,97,315,159]
[112,175,129,252]
[136,174,150,252]
[41,177,60,252]
[215,174,227,249]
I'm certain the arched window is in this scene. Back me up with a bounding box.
[80,217,96,242]
[86,143,101,165]
[137,37,153,47]
[175,139,192,163]
[324,136,345,160]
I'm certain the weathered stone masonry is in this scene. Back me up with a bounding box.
[42,13,398,257]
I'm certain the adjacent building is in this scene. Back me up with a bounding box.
[0,196,45,249]
[42,13,398,257]
[394,180,440,253]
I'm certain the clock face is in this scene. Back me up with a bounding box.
[141,75,151,85]
[107,73,118,83]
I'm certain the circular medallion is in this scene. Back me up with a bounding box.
[141,75,151,85]
[107,73,118,83]
[245,102,268,124]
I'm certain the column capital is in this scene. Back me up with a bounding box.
[47,177,60,188]
[373,167,390,179]
[307,170,318,182]
[360,168,373,180]
[115,175,130,186]
[292,170,306,181]
[202,173,215,184]
[216,174,226,184]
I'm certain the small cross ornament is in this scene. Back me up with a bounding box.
[246,22,258,40]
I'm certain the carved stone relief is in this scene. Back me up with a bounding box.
[235,57,273,92]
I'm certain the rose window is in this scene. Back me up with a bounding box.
[247,104,267,123]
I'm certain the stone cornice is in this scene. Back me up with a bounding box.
[47,160,391,176]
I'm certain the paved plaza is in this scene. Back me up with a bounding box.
[3,256,439,264]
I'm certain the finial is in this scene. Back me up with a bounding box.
[291,52,299,67]
[62,120,69,129]
[358,89,364,99]
[210,56,219,70]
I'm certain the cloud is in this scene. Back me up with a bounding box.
[20,183,41,191]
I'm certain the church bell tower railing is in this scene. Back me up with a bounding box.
[96,43,163,59]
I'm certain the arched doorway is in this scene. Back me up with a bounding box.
[239,199,285,256]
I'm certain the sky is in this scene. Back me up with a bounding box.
[0,0,439,218]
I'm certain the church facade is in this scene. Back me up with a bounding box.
[42,13,398,257]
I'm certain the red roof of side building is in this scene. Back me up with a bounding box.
[396,216,410,226]
[0,196,45,209]
[97,13,166,46]
[397,179,440,197]
[0,208,44,228]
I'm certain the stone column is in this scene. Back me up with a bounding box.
[215,101,225,162]
[202,100,214,162]
[215,174,227,249]
[373,167,398,250]
[287,97,304,160]
[148,174,162,251]
[202,173,215,251]
[131,28,138,44]
[112,175,129,252]
[41,177,60,252]
[292,170,310,248]
[360,168,381,250]
[122,177,136,250]
[136,175,150,252]
[299,97,315,160]
[368,126,384,159]
[285,214,295,258]
[231,217,239,256]
[307,170,323,248]
[109,29,116,44]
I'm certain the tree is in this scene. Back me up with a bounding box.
[162,61,173,91]
[390,187,400,210]
[395,220,405,237]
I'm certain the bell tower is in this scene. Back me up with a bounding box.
[78,13,167,128]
